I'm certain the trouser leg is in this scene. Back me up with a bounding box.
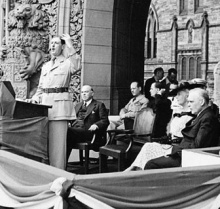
[49,120,68,170]
[66,127,93,161]
[144,155,181,170]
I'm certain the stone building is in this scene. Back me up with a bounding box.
[144,0,220,97]
[0,0,219,115]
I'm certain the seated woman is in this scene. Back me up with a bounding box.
[125,81,194,171]
[148,82,172,138]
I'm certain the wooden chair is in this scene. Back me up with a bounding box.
[99,107,156,172]
[68,109,109,174]
[68,130,107,174]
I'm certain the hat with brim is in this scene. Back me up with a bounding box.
[189,78,207,89]
[168,81,191,97]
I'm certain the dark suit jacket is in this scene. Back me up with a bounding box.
[172,106,220,155]
[73,99,109,149]
[149,94,172,137]
[74,99,109,131]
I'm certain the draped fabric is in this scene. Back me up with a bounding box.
[71,166,220,209]
[0,81,16,118]
[0,117,49,161]
[0,151,73,209]
[0,151,112,209]
[1,151,220,208]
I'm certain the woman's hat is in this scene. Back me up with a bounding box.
[189,78,207,89]
[169,81,191,96]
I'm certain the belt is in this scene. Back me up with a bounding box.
[42,87,69,93]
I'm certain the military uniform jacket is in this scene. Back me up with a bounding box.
[32,54,80,120]
[120,94,149,119]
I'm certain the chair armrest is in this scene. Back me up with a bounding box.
[151,135,171,144]
[125,135,133,152]
[128,133,152,146]
[90,133,97,144]
[131,133,151,137]
[107,129,134,134]
[112,133,134,152]
[106,129,134,145]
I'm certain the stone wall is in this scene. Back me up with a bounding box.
[145,0,220,100]
[81,0,114,109]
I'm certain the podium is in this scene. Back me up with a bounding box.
[0,81,51,162]
[13,100,51,119]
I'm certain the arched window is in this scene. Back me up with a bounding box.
[153,21,157,58]
[181,57,187,80]
[196,57,201,78]
[194,0,203,13]
[145,6,158,59]
[189,57,195,79]
[195,0,200,8]
[179,54,201,80]
[146,21,151,58]
[180,0,188,15]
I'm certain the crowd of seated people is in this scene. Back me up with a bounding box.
[49,71,220,172]
[23,61,219,172]
[124,76,220,171]
[81,69,219,172]
[125,81,194,171]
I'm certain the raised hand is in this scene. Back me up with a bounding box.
[60,34,72,48]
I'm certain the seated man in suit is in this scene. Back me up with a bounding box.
[108,81,149,130]
[190,78,219,117]
[144,67,164,101]
[144,88,220,169]
[66,85,109,160]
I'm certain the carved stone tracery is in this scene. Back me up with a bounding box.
[0,0,52,98]
[0,0,83,102]
[69,0,83,103]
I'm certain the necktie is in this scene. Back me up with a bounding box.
[81,102,87,111]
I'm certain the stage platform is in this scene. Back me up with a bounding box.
[182,146,220,167]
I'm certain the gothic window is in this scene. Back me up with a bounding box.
[145,6,158,59]
[146,23,151,58]
[196,57,201,78]
[153,21,157,58]
[195,0,200,9]
[179,0,188,15]
[189,57,195,79]
[194,0,203,13]
[179,55,202,80]
[181,57,187,80]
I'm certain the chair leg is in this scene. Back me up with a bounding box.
[84,146,89,174]
[99,153,108,173]
[79,150,83,166]
[118,155,125,171]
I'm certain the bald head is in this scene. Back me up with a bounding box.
[81,85,94,102]
[187,88,209,115]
